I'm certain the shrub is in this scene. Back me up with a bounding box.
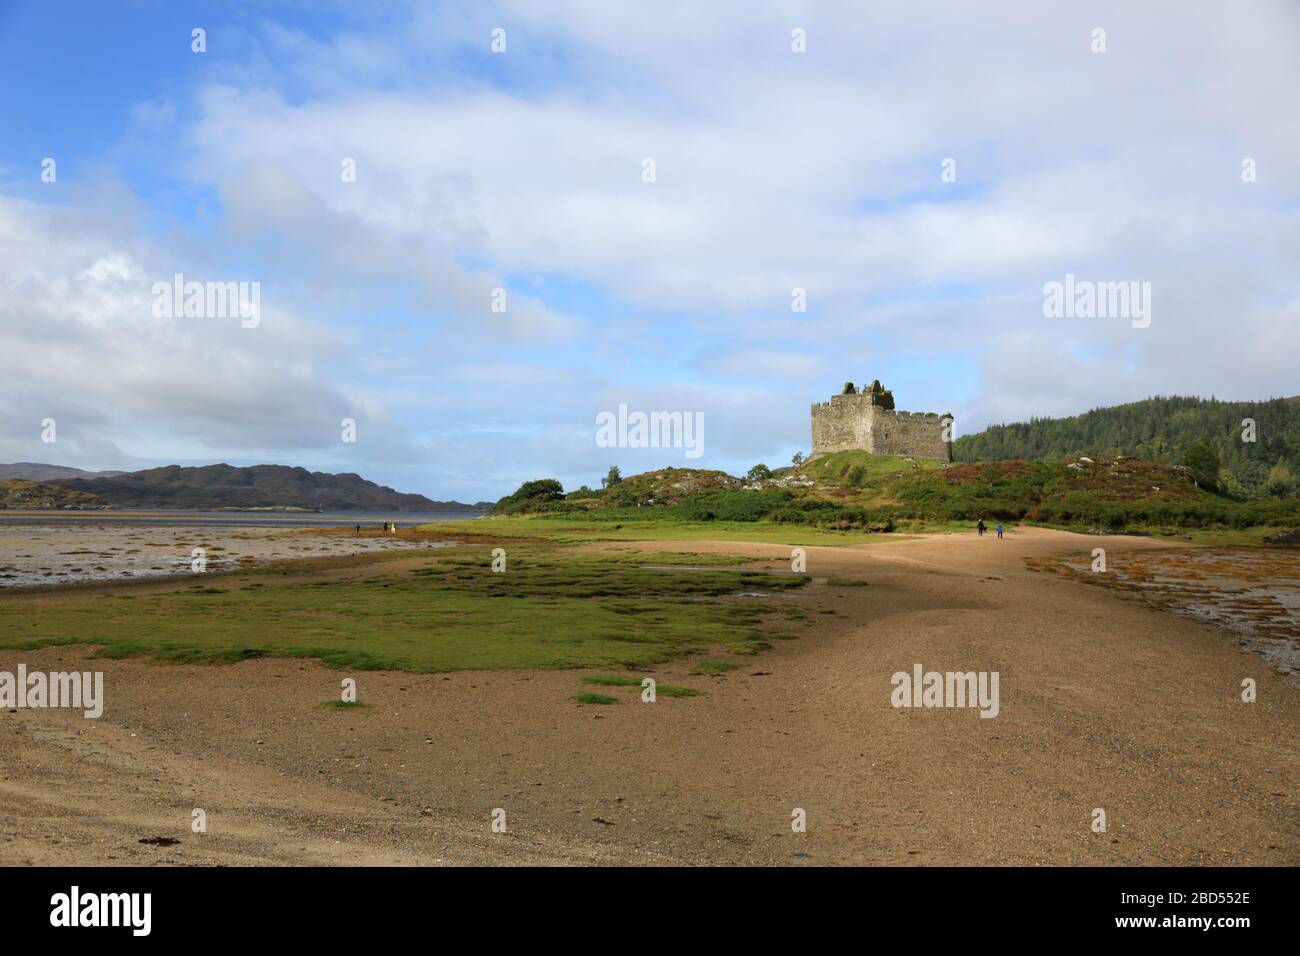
[492,479,565,514]
[677,488,792,522]
[1265,461,1297,498]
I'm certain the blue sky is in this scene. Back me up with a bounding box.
[2,1,1297,501]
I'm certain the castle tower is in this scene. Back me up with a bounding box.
[810,381,952,461]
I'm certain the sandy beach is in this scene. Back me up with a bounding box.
[0,525,1295,866]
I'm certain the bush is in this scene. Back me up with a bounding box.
[492,478,564,514]
[1265,461,1297,498]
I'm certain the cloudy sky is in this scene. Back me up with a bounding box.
[1,0,1297,501]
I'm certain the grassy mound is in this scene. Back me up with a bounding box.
[798,450,941,488]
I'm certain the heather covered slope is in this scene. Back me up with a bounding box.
[490,451,1300,533]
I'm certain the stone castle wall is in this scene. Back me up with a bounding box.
[811,392,952,461]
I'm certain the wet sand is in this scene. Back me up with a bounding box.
[1028,546,1300,683]
[0,527,1296,866]
[0,525,451,589]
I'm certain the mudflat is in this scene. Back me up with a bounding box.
[0,526,1295,866]
[0,524,445,589]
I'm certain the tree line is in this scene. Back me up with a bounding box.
[954,395,1300,498]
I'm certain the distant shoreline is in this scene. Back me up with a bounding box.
[0,509,487,528]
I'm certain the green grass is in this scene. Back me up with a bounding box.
[580,675,701,697]
[616,551,765,566]
[1126,525,1297,546]
[1,548,807,674]
[692,659,737,674]
[572,692,618,705]
[801,450,942,487]
[425,516,915,545]
[580,674,645,687]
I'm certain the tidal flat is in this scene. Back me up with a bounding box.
[0,523,446,589]
[1,526,1294,866]
[1028,545,1300,682]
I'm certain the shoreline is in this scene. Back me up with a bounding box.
[0,509,487,529]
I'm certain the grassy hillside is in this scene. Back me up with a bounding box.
[955,395,1300,497]
[489,450,1300,535]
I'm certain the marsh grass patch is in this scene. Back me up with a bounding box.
[2,546,806,674]
[693,659,737,674]
[580,675,701,697]
[572,692,618,705]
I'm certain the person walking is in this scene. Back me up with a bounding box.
[996,523,1004,539]
[976,518,986,537]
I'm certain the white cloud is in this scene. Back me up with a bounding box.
[4,0,1298,500]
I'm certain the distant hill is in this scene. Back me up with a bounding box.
[41,463,487,512]
[0,462,125,482]
[954,396,1300,497]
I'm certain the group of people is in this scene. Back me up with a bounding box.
[354,522,399,535]
[975,519,1004,539]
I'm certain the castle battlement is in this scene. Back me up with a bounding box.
[811,380,952,461]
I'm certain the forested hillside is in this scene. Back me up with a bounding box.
[955,396,1299,497]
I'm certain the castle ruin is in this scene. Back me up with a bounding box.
[811,380,952,461]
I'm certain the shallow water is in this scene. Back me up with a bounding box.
[0,524,455,589]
